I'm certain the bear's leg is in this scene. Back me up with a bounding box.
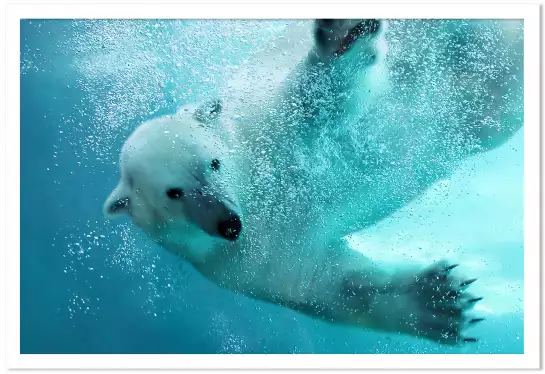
[282,19,387,127]
[313,19,382,60]
[336,249,484,345]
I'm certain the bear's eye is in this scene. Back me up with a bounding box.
[166,188,184,199]
[210,158,221,172]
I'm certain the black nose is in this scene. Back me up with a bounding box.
[217,214,242,241]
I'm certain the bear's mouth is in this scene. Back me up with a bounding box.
[108,197,129,213]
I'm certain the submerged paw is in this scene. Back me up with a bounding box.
[406,261,484,345]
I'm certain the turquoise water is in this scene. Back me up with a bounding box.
[20,20,523,354]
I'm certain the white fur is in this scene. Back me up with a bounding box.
[104,19,523,345]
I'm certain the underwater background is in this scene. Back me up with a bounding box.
[20,19,523,354]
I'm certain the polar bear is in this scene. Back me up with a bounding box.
[104,19,522,345]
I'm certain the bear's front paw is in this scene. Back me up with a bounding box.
[397,261,484,345]
[314,19,382,57]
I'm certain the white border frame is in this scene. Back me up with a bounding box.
[4,1,541,370]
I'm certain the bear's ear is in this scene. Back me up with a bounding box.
[103,182,131,219]
[193,99,222,124]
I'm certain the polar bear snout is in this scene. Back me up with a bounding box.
[217,213,242,241]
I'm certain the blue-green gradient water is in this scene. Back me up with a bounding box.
[20,20,523,354]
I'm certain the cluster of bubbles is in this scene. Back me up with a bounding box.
[58,219,191,321]
[56,222,106,320]
[206,311,249,353]
[58,19,286,162]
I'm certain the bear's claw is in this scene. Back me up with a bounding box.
[405,261,484,346]
[460,278,478,287]
[445,263,459,272]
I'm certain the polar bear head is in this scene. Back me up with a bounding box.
[103,100,243,254]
